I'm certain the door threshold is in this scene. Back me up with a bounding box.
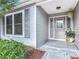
[49,38,66,42]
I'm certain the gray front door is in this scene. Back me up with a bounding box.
[54,17,65,40]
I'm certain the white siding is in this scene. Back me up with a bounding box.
[24,9,30,38]
[74,2,79,47]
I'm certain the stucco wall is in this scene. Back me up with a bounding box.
[36,6,48,47]
[1,5,36,48]
[74,2,79,46]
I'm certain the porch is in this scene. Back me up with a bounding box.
[36,0,79,48]
[40,40,78,51]
[36,0,79,58]
[39,40,79,59]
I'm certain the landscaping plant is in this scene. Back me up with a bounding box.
[0,0,15,15]
[65,28,75,43]
[0,39,26,59]
[65,29,75,38]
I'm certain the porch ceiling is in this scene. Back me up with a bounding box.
[37,0,79,14]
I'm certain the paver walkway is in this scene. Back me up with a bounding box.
[39,40,79,59]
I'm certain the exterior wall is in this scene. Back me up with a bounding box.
[0,17,3,38]
[1,5,36,48]
[36,6,48,47]
[74,2,79,47]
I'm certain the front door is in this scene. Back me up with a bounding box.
[54,17,65,40]
[49,16,66,41]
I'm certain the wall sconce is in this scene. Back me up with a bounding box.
[67,9,74,17]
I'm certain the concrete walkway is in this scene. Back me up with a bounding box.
[39,40,79,59]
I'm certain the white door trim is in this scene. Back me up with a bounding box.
[48,15,73,41]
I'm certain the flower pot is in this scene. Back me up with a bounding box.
[71,56,79,59]
[67,37,75,43]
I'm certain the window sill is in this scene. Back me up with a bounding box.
[5,34,25,38]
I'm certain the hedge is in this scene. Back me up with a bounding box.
[0,39,26,59]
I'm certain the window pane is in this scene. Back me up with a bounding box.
[56,20,64,28]
[7,25,12,34]
[14,13,22,24]
[14,25,22,35]
[14,13,22,35]
[6,15,12,34]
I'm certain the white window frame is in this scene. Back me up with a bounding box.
[5,10,25,37]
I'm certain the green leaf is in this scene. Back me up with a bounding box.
[0,39,26,59]
[0,0,15,16]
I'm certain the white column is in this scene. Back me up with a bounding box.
[53,18,55,39]
[65,16,67,31]
[48,18,50,39]
[65,16,67,39]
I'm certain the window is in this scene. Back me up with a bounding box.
[5,11,24,36]
[14,13,22,35]
[6,15,12,34]
[56,20,64,28]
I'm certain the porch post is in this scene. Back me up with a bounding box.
[65,16,67,31]
[53,18,55,38]
[65,16,67,39]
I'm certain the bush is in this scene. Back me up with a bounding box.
[65,28,75,38]
[0,39,26,59]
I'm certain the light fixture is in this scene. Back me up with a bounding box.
[68,8,74,17]
[56,6,61,10]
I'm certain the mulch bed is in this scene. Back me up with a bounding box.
[26,46,45,59]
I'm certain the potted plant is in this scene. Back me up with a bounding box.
[65,28,75,43]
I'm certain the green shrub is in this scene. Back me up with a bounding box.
[0,39,26,59]
[65,28,75,37]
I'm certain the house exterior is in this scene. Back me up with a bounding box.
[0,0,79,48]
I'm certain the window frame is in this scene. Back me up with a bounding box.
[5,10,25,37]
